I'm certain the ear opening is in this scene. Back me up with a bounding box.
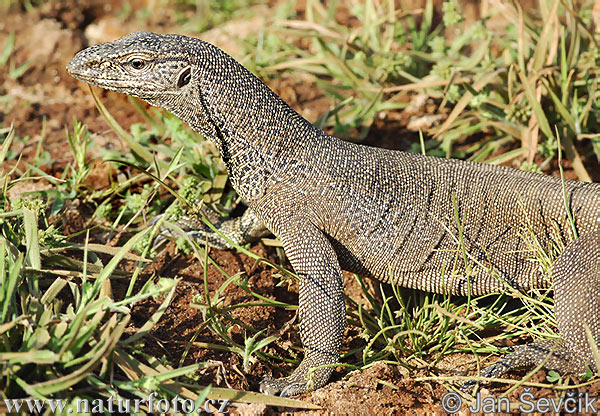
[177,66,191,88]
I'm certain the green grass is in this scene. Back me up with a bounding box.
[170,0,598,397]
[2,0,600,409]
[245,0,599,179]
[0,113,318,411]
[0,32,29,80]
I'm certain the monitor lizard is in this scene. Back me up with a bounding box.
[67,31,600,397]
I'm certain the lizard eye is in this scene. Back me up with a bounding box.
[177,67,191,88]
[130,58,145,69]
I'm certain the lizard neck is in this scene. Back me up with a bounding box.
[165,40,321,204]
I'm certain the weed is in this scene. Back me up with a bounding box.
[0,31,29,79]
[3,0,599,408]
[0,121,316,410]
[245,0,599,181]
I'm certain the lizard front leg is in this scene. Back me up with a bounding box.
[153,206,270,249]
[260,220,345,396]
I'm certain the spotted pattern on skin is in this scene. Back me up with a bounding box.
[68,31,600,395]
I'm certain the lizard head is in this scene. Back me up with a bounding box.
[67,31,194,106]
[67,30,310,170]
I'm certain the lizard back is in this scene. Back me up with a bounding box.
[255,135,600,296]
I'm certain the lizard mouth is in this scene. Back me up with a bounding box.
[71,75,117,85]
[68,72,125,86]
[66,68,107,82]
[68,71,151,97]
[66,61,141,90]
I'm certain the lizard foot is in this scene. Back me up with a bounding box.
[460,339,588,392]
[150,205,269,250]
[259,375,308,397]
[259,352,337,396]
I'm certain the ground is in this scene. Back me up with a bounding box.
[2,1,600,415]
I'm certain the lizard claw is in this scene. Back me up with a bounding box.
[147,213,223,249]
[150,206,269,250]
[259,353,337,396]
[459,339,588,392]
[259,375,309,397]
[459,379,477,392]
[258,375,281,395]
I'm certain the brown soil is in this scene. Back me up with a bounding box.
[2,1,599,415]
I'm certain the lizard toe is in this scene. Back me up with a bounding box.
[259,375,290,396]
[461,339,590,391]
[259,375,312,396]
[280,382,310,397]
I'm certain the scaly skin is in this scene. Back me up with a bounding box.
[68,31,600,395]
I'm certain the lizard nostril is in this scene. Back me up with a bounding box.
[177,66,191,88]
